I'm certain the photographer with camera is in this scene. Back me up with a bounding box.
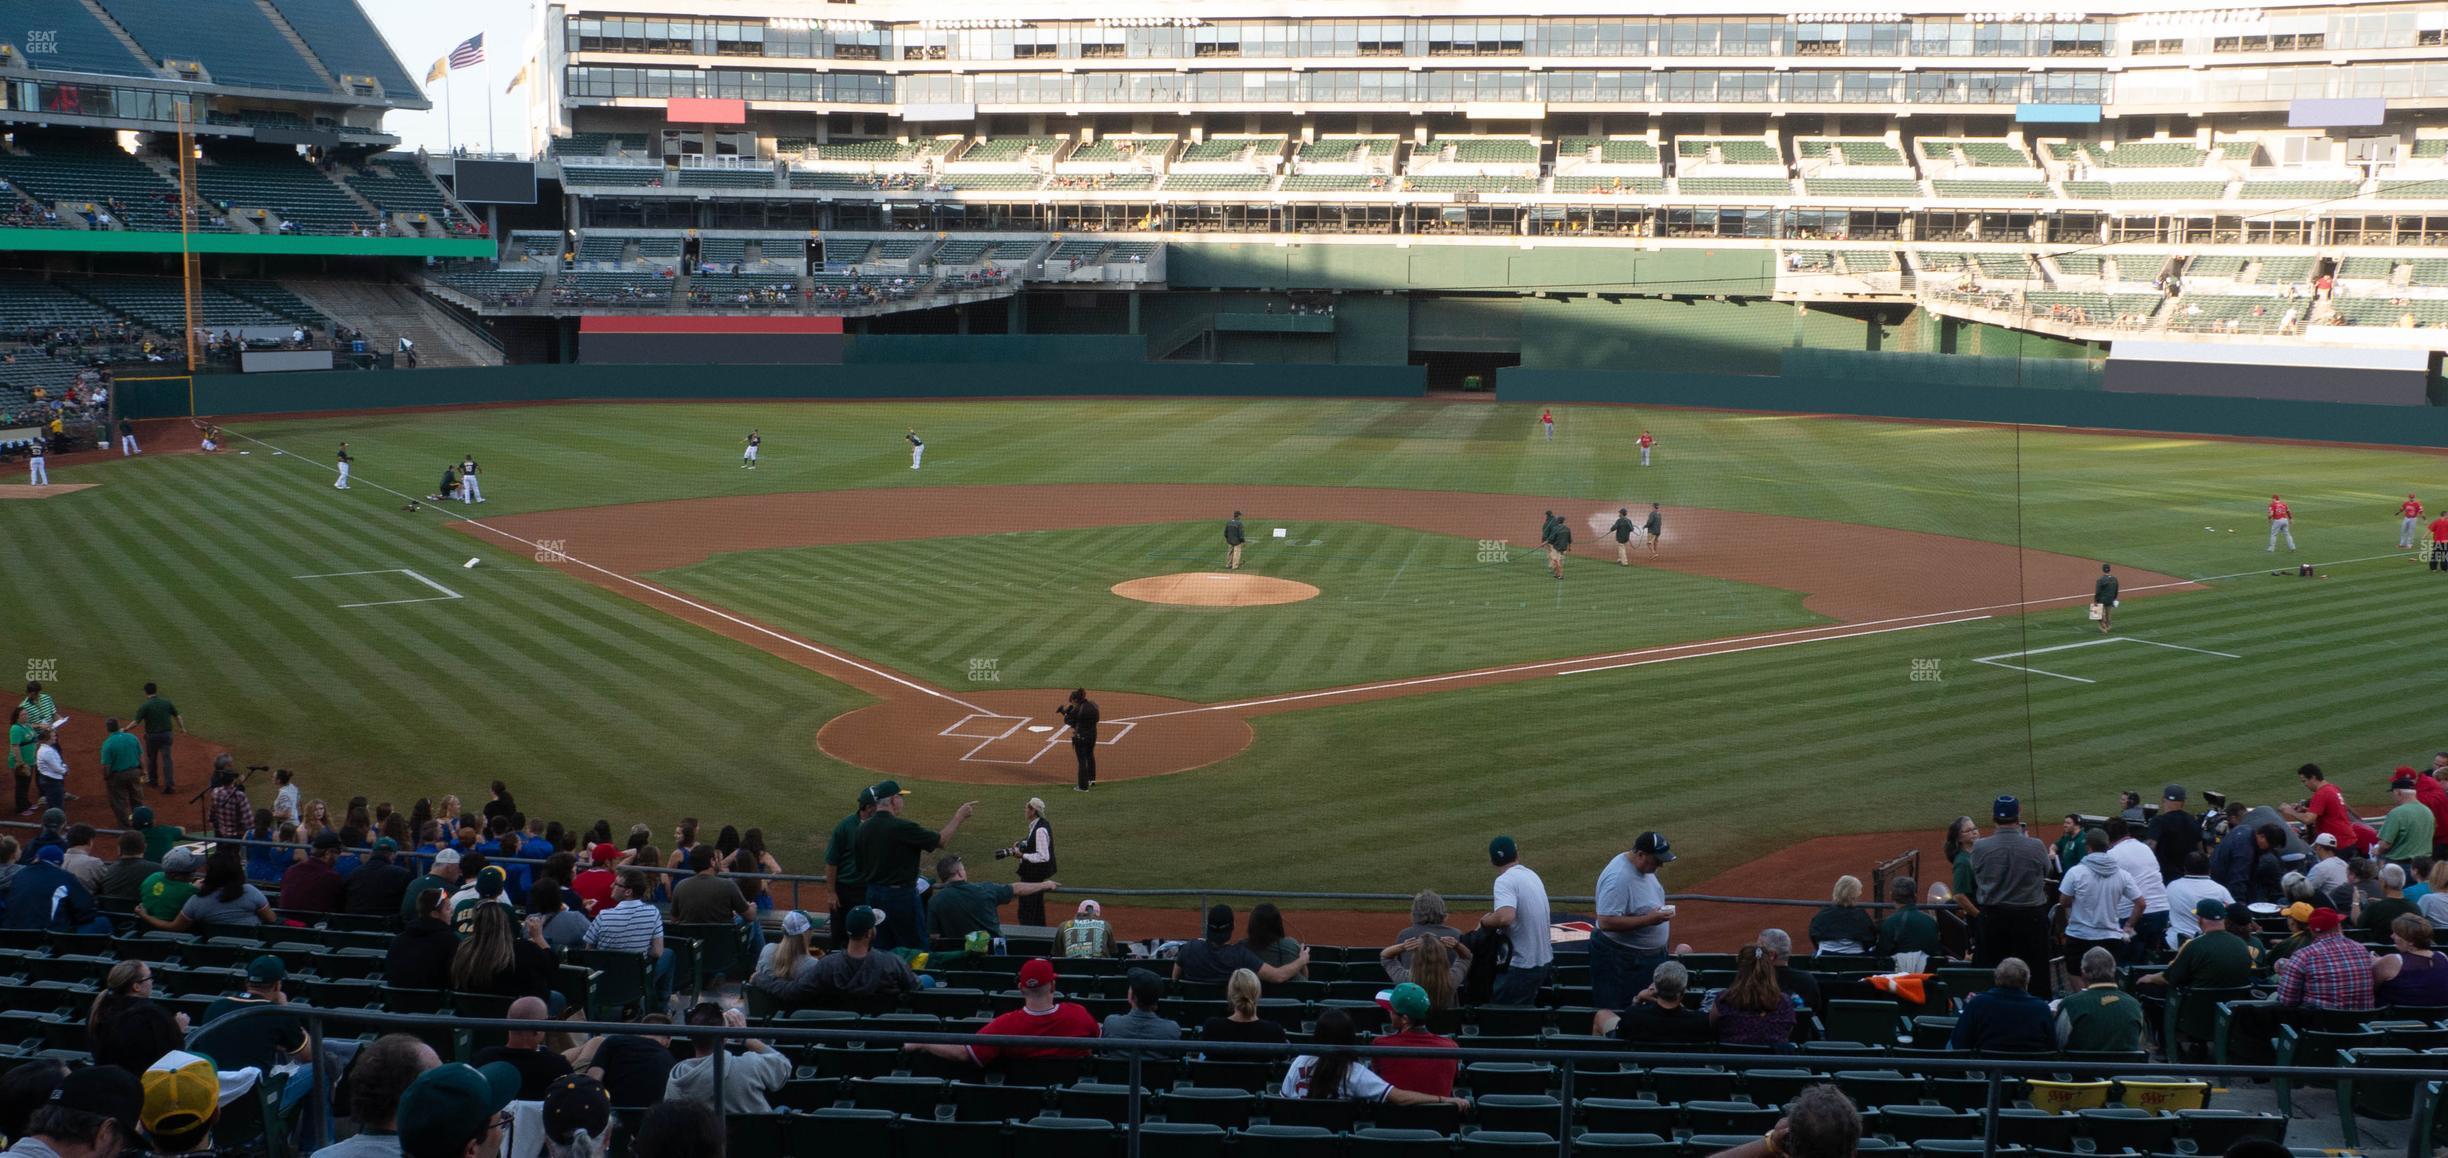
[204,757,256,840]
[1057,690,1100,792]
[999,798,1057,928]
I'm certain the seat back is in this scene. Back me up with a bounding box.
[2024,1080,2112,1113]
[2111,1079,2208,1114]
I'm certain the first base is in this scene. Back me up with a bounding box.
[464,558,480,569]
[1272,527,1288,538]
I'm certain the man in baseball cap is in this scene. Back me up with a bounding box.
[397,1062,521,1158]
[1591,831,1677,1034]
[906,958,1100,1069]
[1480,835,1553,1006]
[2270,906,2372,1015]
[342,835,415,917]
[20,1064,143,1157]
[1968,794,2057,999]
[402,847,464,922]
[853,783,977,952]
[140,1056,221,1155]
[573,843,623,918]
[198,957,308,1073]
[539,1074,611,1151]
[2377,772,2435,868]
[825,786,881,949]
[1372,982,1461,1098]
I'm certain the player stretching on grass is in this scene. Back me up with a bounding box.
[2266,494,2294,551]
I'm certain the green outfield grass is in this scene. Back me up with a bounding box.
[8,399,2440,900]
[648,521,1823,701]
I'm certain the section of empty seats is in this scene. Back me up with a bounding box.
[2105,255,2173,282]
[1282,175,1394,192]
[65,276,291,331]
[572,234,635,264]
[100,0,329,91]
[930,241,1002,266]
[563,167,665,188]
[1048,173,1157,190]
[2167,294,2293,333]
[675,168,778,190]
[0,273,122,331]
[1675,178,1795,198]
[958,137,1062,164]
[1974,253,2035,279]
[1163,174,1277,192]
[0,140,194,230]
[1958,141,2034,167]
[435,270,544,304]
[2410,260,2448,287]
[1802,178,1921,198]
[196,148,379,233]
[2022,292,2164,323]
[2236,180,2361,200]
[2048,253,2105,278]
[1929,179,2052,199]
[10,0,153,76]
[221,281,323,325]
[2335,256,2401,281]
[264,0,423,98]
[1558,138,1661,165]
[1297,137,1400,165]
[1406,176,1540,194]
[2181,255,2247,279]
[1050,240,1109,263]
[1067,136,1174,163]
[2062,181,2229,199]
[1839,251,1898,273]
[788,172,873,190]
[553,271,674,305]
[1687,138,1782,165]
[810,140,952,163]
[2252,256,2316,284]
[934,174,1047,191]
[345,160,457,219]
[873,239,928,261]
[2374,180,2448,198]
[2329,298,2448,328]
[1425,137,1539,166]
[1552,176,1667,195]
[2085,140,2211,167]
[1178,137,1286,164]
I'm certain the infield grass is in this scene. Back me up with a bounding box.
[6,398,2439,897]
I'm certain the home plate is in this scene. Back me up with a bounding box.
[1026,725,1055,734]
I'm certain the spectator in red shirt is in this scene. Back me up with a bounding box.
[279,831,347,914]
[905,958,1099,1069]
[574,843,622,917]
[1370,983,1459,1098]
[2281,764,2360,853]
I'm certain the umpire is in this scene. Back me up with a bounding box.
[1225,511,1246,571]
[1059,689,1101,792]
[1970,795,2056,999]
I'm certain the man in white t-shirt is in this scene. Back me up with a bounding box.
[2160,851,2234,951]
[2306,833,2351,905]
[1477,835,1552,1005]
[2102,817,2169,963]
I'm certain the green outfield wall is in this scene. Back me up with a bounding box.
[123,358,1424,417]
[0,228,495,259]
[1499,363,2448,447]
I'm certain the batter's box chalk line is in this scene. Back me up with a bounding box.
[293,568,464,610]
[1971,636,2241,686]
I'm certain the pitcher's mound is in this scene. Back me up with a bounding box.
[1112,572,1320,607]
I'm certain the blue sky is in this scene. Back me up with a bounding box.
[362,0,541,156]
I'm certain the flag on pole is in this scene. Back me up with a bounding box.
[425,57,448,85]
[504,63,529,93]
[447,34,486,70]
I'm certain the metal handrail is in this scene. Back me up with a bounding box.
[204,1001,2414,1158]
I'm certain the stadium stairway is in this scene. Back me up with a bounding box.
[282,277,503,368]
[246,0,340,91]
[71,0,156,74]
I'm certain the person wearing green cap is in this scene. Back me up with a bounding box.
[824,787,877,950]
[854,782,977,952]
[199,957,311,1073]
[1370,983,1459,1097]
[396,1062,520,1158]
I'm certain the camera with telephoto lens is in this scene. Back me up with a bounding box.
[993,848,1014,860]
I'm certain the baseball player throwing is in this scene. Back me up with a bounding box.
[907,428,925,470]
[334,442,352,489]
[2399,493,2424,550]
[741,429,761,469]
[2267,494,2294,551]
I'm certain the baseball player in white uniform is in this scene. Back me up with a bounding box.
[334,442,352,489]
[742,430,761,469]
[26,436,48,486]
[460,455,484,503]
[907,428,925,470]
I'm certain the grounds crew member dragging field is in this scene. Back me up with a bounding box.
[1225,511,1246,571]
[1611,508,1637,566]
[1643,503,1663,554]
[1543,514,1572,580]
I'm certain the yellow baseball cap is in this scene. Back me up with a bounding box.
[141,1058,219,1138]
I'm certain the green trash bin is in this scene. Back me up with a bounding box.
[1463,374,1483,391]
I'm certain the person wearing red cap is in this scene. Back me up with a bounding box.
[572,844,623,918]
[2273,907,2373,1011]
[905,959,1100,1069]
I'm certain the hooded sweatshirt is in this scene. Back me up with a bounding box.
[2060,852,2143,942]
[662,1045,790,1113]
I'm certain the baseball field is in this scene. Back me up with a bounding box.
[9,397,2440,907]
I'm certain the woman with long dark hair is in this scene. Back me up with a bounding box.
[1708,945,1796,1050]
[735,828,780,912]
[451,901,557,1002]
[1243,903,1307,980]
[143,846,274,930]
[1282,1008,1468,1108]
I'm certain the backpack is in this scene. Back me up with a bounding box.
[1458,926,1512,1006]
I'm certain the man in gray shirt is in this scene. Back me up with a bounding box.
[1970,795,2056,999]
[1590,832,1677,1034]
[771,906,917,1004]
[1099,969,1183,1061]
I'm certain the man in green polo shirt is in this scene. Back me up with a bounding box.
[131,681,187,791]
[1872,876,1945,960]
[2140,898,2261,1056]
[925,853,1060,946]
[7,705,35,817]
[825,787,877,949]
[131,806,187,864]
[97,718,145,826]
[2053,947,2145,1053]
[852,781,976,952]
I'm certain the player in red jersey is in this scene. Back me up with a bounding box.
[2266,495,2294,552]
[2430,513,2448,572]
[2399,493,2425,549]
[1638,430,1655,467]
[1540,408,1555,441]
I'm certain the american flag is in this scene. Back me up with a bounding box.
[447,34,485,70]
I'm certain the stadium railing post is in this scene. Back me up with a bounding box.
[1982,1063,2004,1158]
[1126,1054,1144,1158]
[712,1025,728,1108]
[307,1010,333,1151]
[1558,1061,1576,1157]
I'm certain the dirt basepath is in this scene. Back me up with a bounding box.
[22,707,235,834]
[458,485,2191,784]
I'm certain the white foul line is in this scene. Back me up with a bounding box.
[295,567,464,610]
[1555,615,1992,677]
[232,429,990,715]
[1972,635,2242,684]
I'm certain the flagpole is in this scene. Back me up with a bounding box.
[443,65,457,156]
[484,52,497,156]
